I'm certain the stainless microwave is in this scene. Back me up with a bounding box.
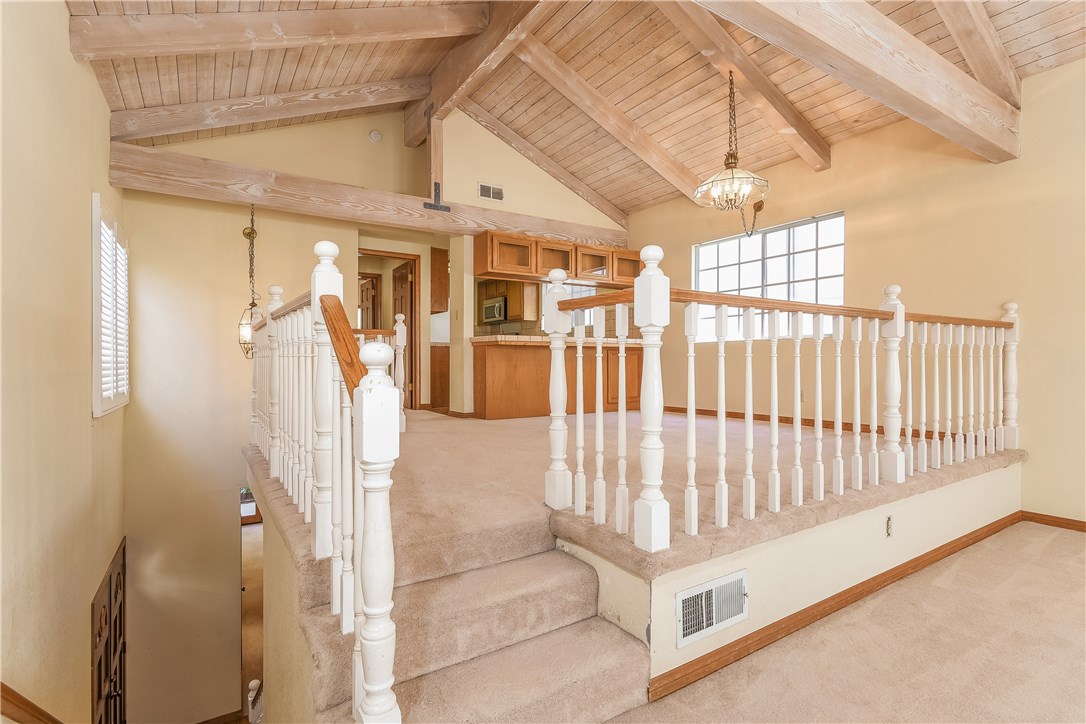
[482,296,507,323]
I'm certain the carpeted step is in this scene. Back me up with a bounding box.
[318,617,649,724]
[302,550,600,713]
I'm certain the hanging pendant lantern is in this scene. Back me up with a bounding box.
[238,205,260,359]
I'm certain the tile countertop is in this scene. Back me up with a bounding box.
[470,335,642,346]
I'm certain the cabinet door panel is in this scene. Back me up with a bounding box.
[605,346,642,411]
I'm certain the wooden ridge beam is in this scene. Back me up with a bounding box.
[403,1,548,147]
[459,99,628,229]
[110,77,430,141]
[70,4,490,61]
[108,142,626,248]
[654,2,831,171]
[694,0,1019,163]
[514,34,701,200]
[932,0,1021,108]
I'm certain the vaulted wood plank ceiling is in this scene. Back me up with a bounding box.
[70,0,1085,221]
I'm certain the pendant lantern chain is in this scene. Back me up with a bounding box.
[728,71,738,163]
[244,205,260,308]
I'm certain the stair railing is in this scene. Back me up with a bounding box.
[542,246,1020,554]
[252,241,405,723]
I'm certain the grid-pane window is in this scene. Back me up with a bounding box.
[540,284,596,330]
[93,193,130,417]
[692,212,844,340]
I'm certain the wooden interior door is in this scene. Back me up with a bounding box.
[92,540,126,724]
[358,273,382,330]
[392,261,415,408]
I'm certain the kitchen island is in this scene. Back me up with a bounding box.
[472,335,642,420]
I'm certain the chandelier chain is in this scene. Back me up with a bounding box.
[728,70,738,161]
[246,205,260,308]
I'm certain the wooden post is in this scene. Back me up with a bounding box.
[879,285,906,484]
[1001,303,1019,449]
[353,341,402,724]
[311,241,343,560]
[742,307,757,517]
[268,286,284,478]
[684,302,698,535]
[615,303,630,534]
[593,306,606,525]
[715,305,729,527]
[790,311,804,507]
[633,245,671,552]
[542,269,573,510]
[393,313,407,433]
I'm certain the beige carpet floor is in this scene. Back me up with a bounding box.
[611,522,1086,723]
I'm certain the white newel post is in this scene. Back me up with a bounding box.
[268,286,284,478]
[633,246,670,553]
[311,240,343,561]
[879,285,906,483]
[1001,302,1019,449]
[393,313,407,433]
[542,270,573,510]
[353,342,402,724]
[331,358,344,616]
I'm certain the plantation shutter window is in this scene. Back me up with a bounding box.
[92,193,130,417]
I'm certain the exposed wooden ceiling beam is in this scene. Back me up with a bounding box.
[693,0,1019,163]
[654,2,831,172]
[403,1,548,148]
[69,4,490,61]
[932,0,1021,109]
[108,142,627,248]
[110,77,430,141]
[459,99,628,229]
[513,34,700,200]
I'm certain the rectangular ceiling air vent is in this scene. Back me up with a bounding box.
[676,569,748,647]
[478,183,504,201]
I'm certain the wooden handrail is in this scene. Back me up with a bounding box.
[320,295,366,401]
[905,311,1013,329]
[253,316,267,332]
[270,290,311,320]
[1,682,62,724]
[354,328,396,338]
[670,288,894,320]
[557,288,634,312]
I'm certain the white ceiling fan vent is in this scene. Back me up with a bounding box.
[676,569,748,648]
[478,183,504,201]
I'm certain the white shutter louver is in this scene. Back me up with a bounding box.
[93,194,130,417]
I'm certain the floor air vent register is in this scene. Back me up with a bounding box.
[676,570,749,647]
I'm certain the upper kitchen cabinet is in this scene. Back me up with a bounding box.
[474,230,639,288]
[535,240,576,278]
[611,249,644,286]
[474,231,536,277]
[575,246,611,283]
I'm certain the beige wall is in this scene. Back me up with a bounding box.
[629,60,1086,522]
[0,3,125,720]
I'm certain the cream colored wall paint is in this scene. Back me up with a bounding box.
[122,194,361,721]
[557,539,651,645]
[441,109,625,232]
[650,463,1022,676]
[449,235,475,413]
[630,61,1085,521]
[0,4,125,720]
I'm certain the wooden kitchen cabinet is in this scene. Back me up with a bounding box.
[431,247,450,313]
[611,249,644,286]
[576,246,612,283]
[535,240,576,278]
[474,230,639,289]
[475,278,539,324]
[474,231,536,276]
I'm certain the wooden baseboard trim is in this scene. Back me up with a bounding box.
[647,511,1025,702]
[1,683,62,724]
[1021,510,1086,532]
[197,708,244,724]
[446,410,475,419]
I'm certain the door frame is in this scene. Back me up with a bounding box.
[357,272,383,330]
[359,248,421,409]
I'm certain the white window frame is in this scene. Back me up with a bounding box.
[691,212,845,340]
[92,193,130,417]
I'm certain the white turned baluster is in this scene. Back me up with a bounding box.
[340,377,355,635]
[879,286,906,484]
[684,303,698,536]
[977,326,987,456]
[284,314,293,487]
[904,321,914,477]
[954,324,965,463]
[768,310,781,513]
[1002,303,1019,449]
[996,327,1006,451]
[742,307,757,518]
[715,305,729,527]
[917,323,928,473]
[790,311,804,507]
[851,317,864,490]
[633,246,671,552]
[353,342,402,724]
[542,270,573,510]
[573,310,587,517]
[304,306,316,520]
[269,287,284,478]
[930,323,941,469]
[966,325,976,460]
[944,324,954,465]
[311,241,342,559]
[986,327,996,454]
[331,358,343,616]
[615,303,630,534]
[832,315,845,495]
[868,318,879,485]
[593,306,606,526]
[292,312,302,502]
[393,314,407,433]
[250,321,259,446]
[812,314,825,502]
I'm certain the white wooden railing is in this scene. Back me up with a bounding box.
[543,246,1020,553]
[250,241,406,723]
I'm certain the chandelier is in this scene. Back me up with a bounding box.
[693,70,770,236]
[238,205,260,359]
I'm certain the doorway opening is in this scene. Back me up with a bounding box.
[358,248,421,409]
